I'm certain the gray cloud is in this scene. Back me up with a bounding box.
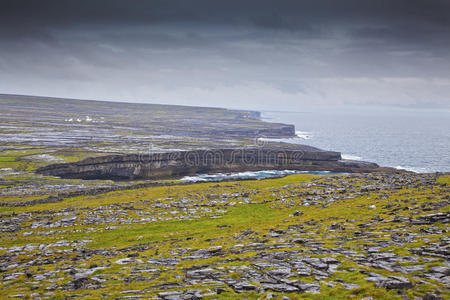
[2,0,450,35]
[0,0,449,110]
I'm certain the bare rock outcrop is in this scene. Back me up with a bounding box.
[36,147,399,180]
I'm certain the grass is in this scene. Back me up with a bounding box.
[437,174,450,185]
[0,173,448,299]
[88,202,288,249]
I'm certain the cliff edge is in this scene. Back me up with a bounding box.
[36,146,401,180]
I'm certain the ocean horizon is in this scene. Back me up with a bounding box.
[262,109,450,173]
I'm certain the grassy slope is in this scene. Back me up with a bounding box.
[0,174,448,299]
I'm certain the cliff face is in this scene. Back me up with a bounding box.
[36,147,394,180]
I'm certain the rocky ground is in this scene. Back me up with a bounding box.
[0,94,297,201]
[0,94,292,157]
[0,172,448,299]
[1,95,449,299]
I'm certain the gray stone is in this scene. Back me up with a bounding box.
[378,276,413,289]
[157,291,183,299]
[295,282,320,293]
[260,283,298,293]
[343,283,360,289]
[115,258,143,265]
[231,282,259,292]
[429,266,450,276]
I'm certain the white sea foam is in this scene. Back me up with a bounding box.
[394,166,433,173]
[341,154,362,161]
[295,131,312,140]
[181,170,343,182]
[182,170,297,182]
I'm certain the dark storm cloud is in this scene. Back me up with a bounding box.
[2,0,450,31]
[0,0,449,110]
[1,0,449,60]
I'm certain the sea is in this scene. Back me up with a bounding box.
[181,170,341,182]
[182,107,449,182]
[262,108,450,173]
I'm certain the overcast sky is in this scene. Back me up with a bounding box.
[1,0,449,111]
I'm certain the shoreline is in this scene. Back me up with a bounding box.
[261,110,449,174]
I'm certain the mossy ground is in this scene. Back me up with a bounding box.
[0,173,448,299]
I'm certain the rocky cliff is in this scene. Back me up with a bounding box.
[36,147,399,180]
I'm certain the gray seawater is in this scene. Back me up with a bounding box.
[181,170,343,182]
[262,109,450,173]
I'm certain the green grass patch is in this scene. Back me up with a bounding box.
[437,174,450,185]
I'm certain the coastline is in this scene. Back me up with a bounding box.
[261,110,450,174]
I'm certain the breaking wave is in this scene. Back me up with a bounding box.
[295,131,312,140]
[341,154,362,161]
[393,166,434,173]
[181,170,344,182]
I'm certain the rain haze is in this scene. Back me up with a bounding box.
[1,0,450,111]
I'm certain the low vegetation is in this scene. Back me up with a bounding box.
[0,173,448,299]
